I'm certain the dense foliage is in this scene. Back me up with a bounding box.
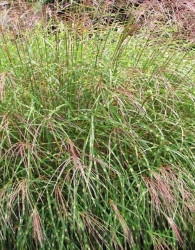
[0,1,195,249]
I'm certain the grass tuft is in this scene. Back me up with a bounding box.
[0,2,195,249]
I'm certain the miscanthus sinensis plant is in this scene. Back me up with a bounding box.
[0,10,195,249]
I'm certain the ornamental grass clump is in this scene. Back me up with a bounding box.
[0,2,195,249]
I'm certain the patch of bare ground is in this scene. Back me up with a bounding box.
[0,0,194,41]
[133,0,195,41]
[0,1,42,35]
